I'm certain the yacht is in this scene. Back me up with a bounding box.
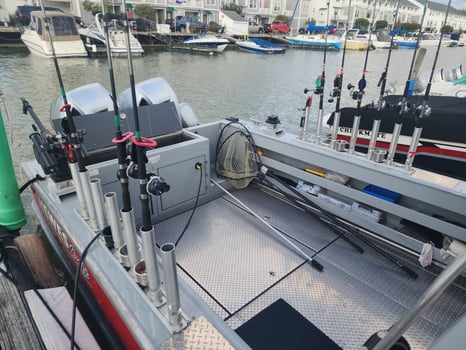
[20,11,87,58]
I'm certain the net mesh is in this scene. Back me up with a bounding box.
[216,122,259,189]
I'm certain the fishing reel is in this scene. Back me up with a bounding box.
[29,129,72,182]
[328,75,343,102]
[146,174,170,196]
[413,104,432,119]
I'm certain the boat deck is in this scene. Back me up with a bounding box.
[154,183,466,349]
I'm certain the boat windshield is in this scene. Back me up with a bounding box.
[51,16,78,36]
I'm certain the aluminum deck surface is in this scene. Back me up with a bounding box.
[155,184,466,350]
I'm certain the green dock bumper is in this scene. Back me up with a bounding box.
[0,108,26,231]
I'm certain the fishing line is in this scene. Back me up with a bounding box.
[314,0,332,145]
[121,0,157,231]
[328,0,351,147]
[404,0,453,171]
[387,0,429,165]
[367,0,402,160]
[101,1,134,212]
[347,0,378,154]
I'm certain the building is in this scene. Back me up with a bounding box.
[4,0,466,33]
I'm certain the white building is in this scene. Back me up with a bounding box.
[4,0,466,33]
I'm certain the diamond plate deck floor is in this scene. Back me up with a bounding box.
[155,185,466,350]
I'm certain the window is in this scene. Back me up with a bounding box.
[273,0,280,12]
[249,0,257,9]
[52,16,78,36]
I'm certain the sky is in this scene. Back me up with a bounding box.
[437,0,466,10]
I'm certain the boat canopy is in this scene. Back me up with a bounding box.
[306,24,337,33]
[390,29,410,36]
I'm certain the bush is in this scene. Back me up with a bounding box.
[354,18,370,29]
[134,4,154,19]
[209,21,219,33]
[375,20,388,29]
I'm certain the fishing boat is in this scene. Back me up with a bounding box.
[20,11,87,58]
[79,13,144,57]
[170,34,230,55]
[324,94,466,180]
[6,69,463,348]
[235,38,285,54]
[2,0,466,347]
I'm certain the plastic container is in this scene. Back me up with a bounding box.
[363,184,401,203]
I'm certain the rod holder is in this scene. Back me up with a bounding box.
[104,192,124,251]
[137,226,165,306]
[119,208,140,268]
[387,123,402,165]
[367,119,382,160]
[315,109,324,145]
[160,243,183,327]
[68,162,88,219]
[404,127,423,171]
[348,115,361,154]
[330,111,341,149]
[90,178,106,231]
[79,170,97,229]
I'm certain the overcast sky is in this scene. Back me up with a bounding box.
[436,0,466,10]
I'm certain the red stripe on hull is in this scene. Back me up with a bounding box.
[32,190,141,350]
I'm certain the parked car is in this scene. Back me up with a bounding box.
[265,20,290,34]
[169,16,207,33]
[15,5,63,26]
[248,23,265,34]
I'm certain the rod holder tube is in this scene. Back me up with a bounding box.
[315,109,324,145]
[160,243,182,326]
[104,192,124,250]
[348,115,361,154]
[120,208,140,267]
[140,226,164,305]
[69,162,88,219]
[300,105,311,141]
[331,111,341,149]
[387,123,402,165]
[404,127,423,171]
[79,171,97,229]
[373,251,466,350]
[367,119,382,160]
[90,178,106,231]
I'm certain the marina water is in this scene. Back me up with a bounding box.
[0,45,464,232]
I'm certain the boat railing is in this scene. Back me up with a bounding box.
[371,250,466,350]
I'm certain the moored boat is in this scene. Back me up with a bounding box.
[286,24,341,50]
[20,11,87,58]
[11,72,466,349]
[79,13,144,57]
[235,37,285,54]
[171,34,230,55]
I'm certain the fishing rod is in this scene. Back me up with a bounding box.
[404,0,452,171]
[328,0,351,149]
[38,0,96,225]
[314,0,331,145]
[347,0,378,155]
[386,0,429,165]
[366,0,401,160]
[101,2,134,214]
[120,0,168,308]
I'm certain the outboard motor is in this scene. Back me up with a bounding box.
[118,77,199,127]
[50,83,114,134]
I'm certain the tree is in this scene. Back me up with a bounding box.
[82,0,102,15]
[134,4,155,19]
[275,14,290,23]
[375,20,388,29]
[222,3,242,15]
[354,18,370,29]
[441,24,453,33]
[400,22,420,32]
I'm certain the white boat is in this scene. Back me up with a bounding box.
[415,64,466,97]
[171,34,230,54]
[3,66,463,349]
[79,13,144,57]
[341,29,372,51]
[419,33,455,48]
[285,33,341,50]
[235,38,285,54]
[20,11,87,58]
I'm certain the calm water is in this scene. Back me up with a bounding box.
[1,44,464,231]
